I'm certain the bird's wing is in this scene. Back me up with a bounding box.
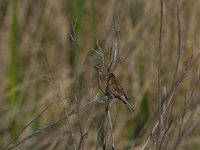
[108,73,125,97]
[108,73,135,112]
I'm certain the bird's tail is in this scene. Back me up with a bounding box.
[126,103,135,112]
[120,95,135,112]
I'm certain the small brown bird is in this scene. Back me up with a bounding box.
[95,63,134,112]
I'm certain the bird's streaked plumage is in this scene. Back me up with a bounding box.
[95,63,134,112]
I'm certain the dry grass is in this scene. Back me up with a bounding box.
[0,0,200,149]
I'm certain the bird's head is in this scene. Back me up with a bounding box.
[94,63,109,74]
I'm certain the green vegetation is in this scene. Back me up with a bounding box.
[10,0,19,105]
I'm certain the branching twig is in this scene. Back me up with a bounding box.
[3,96,72,150]
[41,42,78,149]
[5,96,104,150]
[70,21,87,149]
[92,40,105,63]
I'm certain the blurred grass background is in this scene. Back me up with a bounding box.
[0,0,200,149]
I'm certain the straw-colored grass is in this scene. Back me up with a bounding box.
[0,0,199,149]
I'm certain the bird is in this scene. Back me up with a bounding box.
[94,63,135,112]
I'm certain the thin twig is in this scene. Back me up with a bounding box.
[75,97,84,149]
[110,14,121,71]
[68,96,104,116]
[158,119,173,150]
[95,114,107,150]
[39,45,62,97]
[185,115,200,137]
[92,39,105,63]
[97,40,105,63]
[173,0,181,84]
[103,96,110,149]
[157,0,164,147]
[64,108,77,150]
[108,110,115,149]
[103,117,108,150]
